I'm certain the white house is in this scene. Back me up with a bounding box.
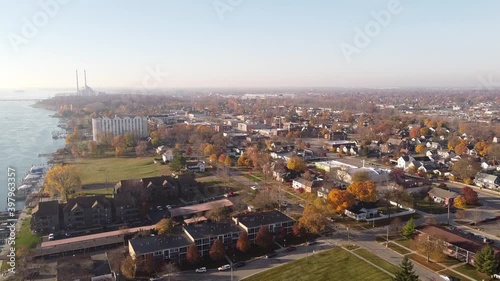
[186,161,206,172]
[162,149,174,162]
[397,155,416,170]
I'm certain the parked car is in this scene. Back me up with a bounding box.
[218,264,231,271]
[307,240,317,246]
[484,238,494,244]
[281,201,288,207]
[250,186,258,191]
[195,267,207,273]
[285,246,297,252]
[265,252,277,258]
[48,233,55,241]
[156,206,163,211]
[440,275,460,281]
[233,261,246,268]
[149,276,164,281]
[492,273,500,279]
[326,217,336,222]
[165,205,172,210]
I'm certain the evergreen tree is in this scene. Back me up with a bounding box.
[475,245,499,275]
[392,256,419,281]
[401,218,416,238]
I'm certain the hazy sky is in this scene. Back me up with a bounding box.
[1,0,499,90]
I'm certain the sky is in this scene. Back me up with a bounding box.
[0,0,499,91]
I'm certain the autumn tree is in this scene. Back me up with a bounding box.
[135,140,148,156]
[44,165,82,201]
[206,203,229,222]
[208,153,218,164]
[186,243,201,264]
[209,239,225,261]
[255,226,273,250]
[298,203,327,234]
[392,256,419,281]
[452,194,465,209]
[351,170,369,182]
[120,256,136,279]
[237,154,252,167]
[409,127,420,138]
[224,155,232,167]
[236,231,252,253]
[292,222,306,238]
[287,156,307,172]
[415,144,425,154]
[448,136,464,151]
[486,144,500,160]
[454,141,469,155]
[203,143,216,156]
[124,132,136,147]
[112,134,127,157]
[347,181,377,202]
[218,153,227,163]
[155,218,174,235]
[474,141,489,157]
[327,189,355,214]
[413,234,446,262]
[451,156,480,181]
[475,245,499,276]
[461,186,478,205]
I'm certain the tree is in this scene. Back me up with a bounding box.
[135,140,148,156]
[44,165,82,201]
[170,154,186,172]
[124,132,136,147]
[392,256,419,281]
[347,181,377,202]
[161,262,179,281]
[155,218,174,235]
[415,144,425,154]
[474,141,489,157]
[209,239,225,261]
[208,153,218,164]
[454,141,469,155]
[255,226,273,250]
[486,143,500,160]
[401,218,416,238]
[451,157,480,181]
[186,243,201,264]
[409,127,420,138]
[120,256,136,279]
[327,189,355,214]
[286,156,307,172]
[236,231,252,253]
[203,143,216,156]
[413,234,446,262]
[206,203,229,222]
[292,222,306,238]
[224,155,232,167]
[453,195,467,209]
[475,245,498,276]
[218,153,227,163]
[461,186,478,205]
[351,170,369,182]
[298,204,327,234]
[237,154,251,167]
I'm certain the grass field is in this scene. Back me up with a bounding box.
[387,242,411,255]
[16,217,41,254]
[66,156,172,187]
[408,253,445,271]
[244,248,392,281]
[453,264,489,280]
[353,248,399,274]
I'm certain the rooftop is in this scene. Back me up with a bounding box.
[235,210,295,229]
[183,222,241,240]
[169,199,234,217]
[129,233,191,255]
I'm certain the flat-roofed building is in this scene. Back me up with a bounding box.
[233,210,295,240]
[92,116,148,141]
[183,222,241,256]
[128,234,191,262]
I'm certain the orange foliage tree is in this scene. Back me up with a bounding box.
[327,189,355,214]
[347,181,377,202]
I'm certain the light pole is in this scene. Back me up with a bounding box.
[386,225,389,248]
[347,227,350,246]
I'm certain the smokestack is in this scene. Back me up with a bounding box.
[76,70,80,95]
[84,70,87,87]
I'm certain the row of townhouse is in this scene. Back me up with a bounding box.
[128,210,295,262]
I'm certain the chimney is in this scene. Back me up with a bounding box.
[76,70,80,95]
[84,70,88,87]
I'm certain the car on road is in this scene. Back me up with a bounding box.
[48,233,55,241]
[281,201,288,207]
[265,252,277,258]
[233,261,246,268]
[156,205,163,211]
[299,203,305,208]
[307,240,317,246]
[326,217,336,222]
[440,275,460,281]
[149,276,164,281]
[250,186,258,191]
[165,205,172,210]
[218,264,231,271]
[285,246,297,252]
[195,267,207,273]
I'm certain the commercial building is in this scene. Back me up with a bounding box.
[92,116,148,141]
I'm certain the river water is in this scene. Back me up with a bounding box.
[0,100,65,210]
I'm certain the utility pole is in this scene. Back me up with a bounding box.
[447,199,451,225]
[386,225,389,248]
[347,227,350,246]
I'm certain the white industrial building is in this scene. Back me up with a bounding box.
[92,116,148,141]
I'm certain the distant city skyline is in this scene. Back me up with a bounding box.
[1,0,499,89]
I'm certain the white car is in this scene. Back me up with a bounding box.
[48,233,55,241]
[218,264,231,271]
[195,267,207,273]
[492,273,500,279]
[250,186,258,191]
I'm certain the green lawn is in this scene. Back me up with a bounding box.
[16,217,41,254]
[67,156,172,187]
[80,187,114,197]
[244,248,393,281]
[353,248,399,274]
[408,253,445,271]
[242,173,262,182]
[388,242,411,255]
[453,264,489,281]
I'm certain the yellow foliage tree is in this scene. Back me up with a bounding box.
[474,141,488,157]
[415,144,426,154]
[203,144,216,156]
[44,165,82,201]
[453,195,467,209]
[347,181,377,202]
[287,156,306,172]
[327,189,355,214]
[155,218,174,235]
[298,203,327,234]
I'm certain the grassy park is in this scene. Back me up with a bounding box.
[244,248,392,281]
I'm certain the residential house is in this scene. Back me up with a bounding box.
[428,188,457,205]
[162,149,174,162]
[345,202,378,221]
[292,178,323,192]
[337,167,391,185]
[128,234,191,262]
[233,210,295,240]
[31,200,60,234]
[186,161,206,172]
[474,173,500,189]
[62,196,112,230]
[325,131,348,141]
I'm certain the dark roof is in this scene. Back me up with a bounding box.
[183,222,241,240]
[63,195,111,212]
[418,224,498,254]
[32,200,59,216]
[129,234,191,255]
[93,258,112,277]
[142,175,175,189]
[347,201,378,214]
[235,210,295,229]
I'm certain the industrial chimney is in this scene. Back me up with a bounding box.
[84,70,88,88]
[76,70,80,95]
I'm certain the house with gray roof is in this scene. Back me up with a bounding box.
[31,200,60,234]
[428,187,457,205]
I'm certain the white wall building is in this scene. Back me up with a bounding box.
[92,116,148,141]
